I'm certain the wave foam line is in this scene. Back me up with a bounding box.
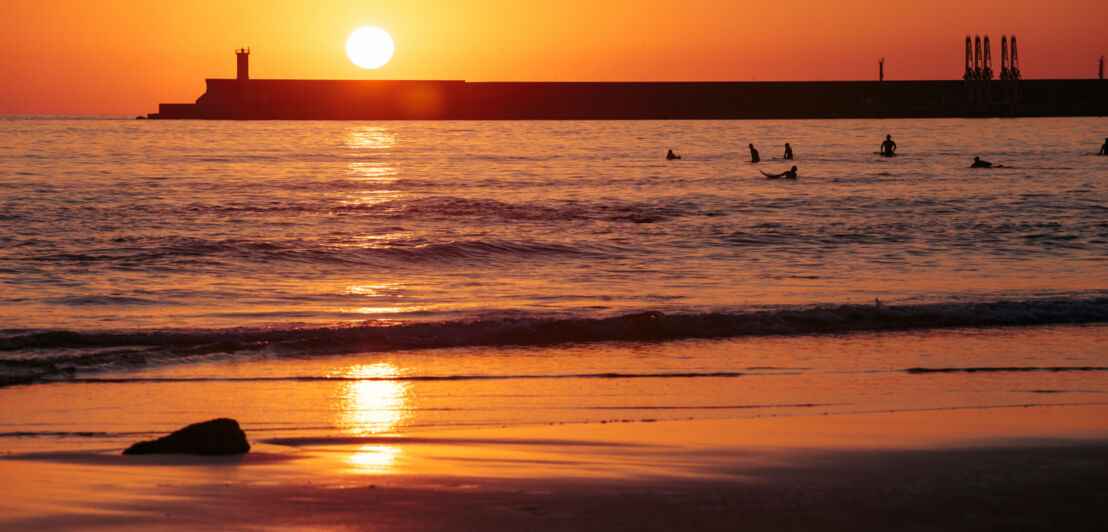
[39,371,750,385]
[2,297,1106,387]
[906,366,1108,374]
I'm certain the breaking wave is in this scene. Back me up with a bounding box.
[1,297,1106,387]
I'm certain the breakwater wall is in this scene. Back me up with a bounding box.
[149,78,1105,120]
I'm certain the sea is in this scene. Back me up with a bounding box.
[1,116,1106,453]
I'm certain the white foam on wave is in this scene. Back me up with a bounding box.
[2,297,1106,387]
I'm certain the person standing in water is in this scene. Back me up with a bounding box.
[666,149,681,160]
[879,135,897,157]
[1099,138,1107,155]
[749,143,760,163]
[783,143,793,160]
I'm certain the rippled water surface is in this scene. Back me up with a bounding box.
[1,116,1107,451]
[2,116,1105,330]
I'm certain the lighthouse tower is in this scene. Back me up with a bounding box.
[236,48,250,80]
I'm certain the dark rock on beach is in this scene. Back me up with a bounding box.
[123,418,250,455]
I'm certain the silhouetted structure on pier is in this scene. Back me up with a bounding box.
[997,35,1022,105]
[236,48,250,81]
[147,48,1105,120]
[964,34,1032,112]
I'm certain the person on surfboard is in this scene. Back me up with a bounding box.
[879,135,897,157]
[761,165,797,179]
[749,143,760,163]
[783,143,793,160]
[1099,138,1107,155]
[666,149,681,160]
[970,156,994,168]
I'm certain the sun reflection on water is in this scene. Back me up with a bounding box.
[340,282,425,318]
[341,306,425,316]
[344,126,396,153]
[343,126,400,207]
[335,126,416,317]
[346,161,399,181]
[344,283,403,296]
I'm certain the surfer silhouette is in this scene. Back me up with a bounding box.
[666,149,681,160]
[1099,138,1107,155]
[749,143,760,163]
[879,135,897,157]
[783,143,793,160]
[970,156,993,168]
[761,165,798,179]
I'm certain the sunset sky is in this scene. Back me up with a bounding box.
[3,0,1106,114]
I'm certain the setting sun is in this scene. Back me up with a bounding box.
[346,26,393,69]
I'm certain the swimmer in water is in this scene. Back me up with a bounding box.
[761,165,798,179]
[666,149,681,160]
[970,156,993,168]
[749,143,760,163]
[879,134,896,157]
[783,143,793,160]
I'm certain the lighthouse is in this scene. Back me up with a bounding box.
[236,48,250,81]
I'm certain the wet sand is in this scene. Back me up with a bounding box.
[3,405,1108,531]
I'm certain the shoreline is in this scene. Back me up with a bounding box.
[4,404,1108,530]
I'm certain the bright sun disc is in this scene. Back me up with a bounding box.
[347,27,394,69]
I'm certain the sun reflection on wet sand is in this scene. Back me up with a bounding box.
[344,444,404,474]
[333,362,410,473]
[334,363,410,434]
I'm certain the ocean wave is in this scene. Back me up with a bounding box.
[13,236,613,267]
[0,431,117,438]
[905,366,1108,374]
[3,195,711,227]
[40,371,754,385]
[1,297,1106,387]
[43,295,166,306]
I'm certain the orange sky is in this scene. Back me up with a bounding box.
[2,0,1106,114]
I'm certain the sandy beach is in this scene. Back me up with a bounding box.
[4,404,1107,531]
